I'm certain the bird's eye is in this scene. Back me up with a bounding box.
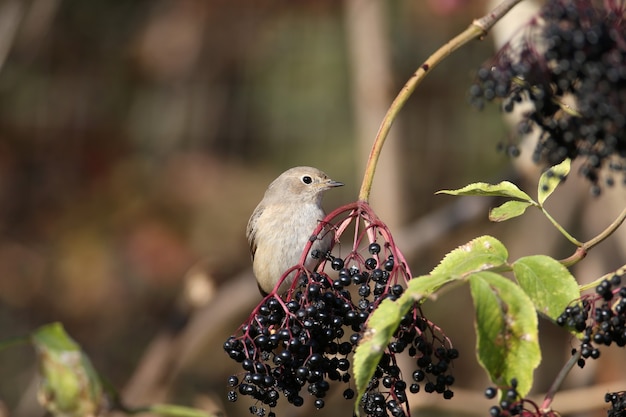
[302,175,313,184]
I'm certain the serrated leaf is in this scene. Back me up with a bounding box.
[469,272,540,397]
[353,273,458,415]
[437,181,534,203]
[406,273,460,299]
[512,255,580,321]
[353,298,404,415]
[489,200,533,222]
[31,323,103,417]
[538,159,570,205]
[431,235,509,277]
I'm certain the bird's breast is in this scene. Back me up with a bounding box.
[253,203,330,292]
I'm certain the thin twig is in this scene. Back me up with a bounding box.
[580,263,626,292]
[585,206,626,251]
[539,349,581,412]
[473,0,528,32]
[560,206,626,267]
[540,206,584,247]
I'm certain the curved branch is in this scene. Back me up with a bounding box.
[358,0,526,202]
[560,206,626,267]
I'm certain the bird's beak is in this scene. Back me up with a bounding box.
[326,180,344,188]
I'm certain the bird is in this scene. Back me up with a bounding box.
[246,166,343,296]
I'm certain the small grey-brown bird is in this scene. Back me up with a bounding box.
[246,166,343,296]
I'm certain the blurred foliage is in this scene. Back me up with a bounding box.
[0,0,510,415]
[32,323,103,417]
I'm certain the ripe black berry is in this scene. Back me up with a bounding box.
[368,242,381,254]
[365,258,378,270]
[227,391,237,402]
[314,399,324,409]
[384,258,395,271]
[331,257,345,271]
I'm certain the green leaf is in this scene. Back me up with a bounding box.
[31,323,103,417]
[512,255,580,321]
[538,159,570,205]
[469,272,540,397]
[353,297,405,415]
[437,181,534,203]
[489,200,533,222]
[405,273,459,299]
[353,273,458,415]
[431,235,509,277]
[32,322,80,351]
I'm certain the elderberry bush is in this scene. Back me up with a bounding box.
[224,202,457,417]
[557,272,626,368]
[470,0,626,193]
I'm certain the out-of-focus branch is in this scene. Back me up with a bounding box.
[344,0,405,230]
[0,0,24,73]
[121,266,258,409]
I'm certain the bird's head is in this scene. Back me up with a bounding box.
[265,166,343,204]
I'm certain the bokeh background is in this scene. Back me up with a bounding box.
[0,0,625,416]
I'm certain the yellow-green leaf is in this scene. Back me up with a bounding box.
[431,235,509,277]
[538,159,570,205]
[437,181,534,203]
[512,255,580,321]
[31,323,103,417]
[469,272,540,397]
[406,273,459,299]
[489,200,533,222]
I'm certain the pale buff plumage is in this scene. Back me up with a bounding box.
[246,167,343,295]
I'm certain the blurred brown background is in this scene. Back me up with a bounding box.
[0,0,624,416]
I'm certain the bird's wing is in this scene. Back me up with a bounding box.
[246,205,263,260]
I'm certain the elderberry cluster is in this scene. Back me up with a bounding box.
[484,379,555,417]
[556,273,626,368]
[606,391,626,417]
[223,273,355,416]
[224,202,457,417]
[469,0,626,193]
